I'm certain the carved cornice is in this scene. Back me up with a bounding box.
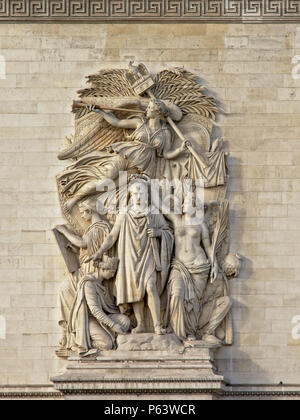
[1,389,300,398]
[0,1,299,22]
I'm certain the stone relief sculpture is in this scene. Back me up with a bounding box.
[89,176,174,336]
[160,191,218,343]
[54,62,242,358]
[54,198,114,356]
[69,254,131,356]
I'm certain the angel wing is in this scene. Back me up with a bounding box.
[59,67,219,161]
[153,68,218,123]
[58,69,138,161]
[153,68,219,164]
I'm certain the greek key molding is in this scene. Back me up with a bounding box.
[0,0,299,22]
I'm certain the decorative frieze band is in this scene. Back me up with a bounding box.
[0,0,299,22]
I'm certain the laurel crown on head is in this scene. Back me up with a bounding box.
[99,255,119,271]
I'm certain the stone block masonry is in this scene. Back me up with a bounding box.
[0,22,300,394]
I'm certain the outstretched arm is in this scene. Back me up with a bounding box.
[91,107,140,130]
[84,281,126,335]
[86,214,124,263]
[55,225,86,249]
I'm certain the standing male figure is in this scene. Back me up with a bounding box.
[89,176,174,335]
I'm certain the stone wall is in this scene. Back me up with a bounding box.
[0,22,300,391]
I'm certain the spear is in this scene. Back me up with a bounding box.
[126,62,209,169]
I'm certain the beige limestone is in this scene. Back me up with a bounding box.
[0,22,300,394]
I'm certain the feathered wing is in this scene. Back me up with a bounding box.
[58,113,124,160]
[153,68,219,160]
[59,67,219,161]
[209,200,232,346]
[153,68,218,121]
[79,69,137,99]
[58,69,138,161]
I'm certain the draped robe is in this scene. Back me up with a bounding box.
[115,209,174,306]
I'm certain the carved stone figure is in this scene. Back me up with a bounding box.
[69,255,131,356]
[56,66,228,232]
[155,191,218,342]
[53,62,242,357]
[199,253,242,346]
[59,98,187,213]
[89,176,174,335]
[94,98,187,176]
[54,197,112,356]
[58,152,134,214]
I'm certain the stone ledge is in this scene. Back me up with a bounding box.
[116,332,183,352]
[50,345,226,399]
[0,386,62,400]
[2,384,300,399]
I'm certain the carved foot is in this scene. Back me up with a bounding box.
[187,335,197,342]
[154,326,167,335]
[132,324,146,334]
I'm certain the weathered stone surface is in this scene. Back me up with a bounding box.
[1,22,300,398]
[51,347,225,399]
[117,333,184,352]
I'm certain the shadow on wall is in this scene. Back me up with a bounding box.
[194,82,265,384]
[189,73,277,386]
[215,348,271,385]
[214,256,277,385]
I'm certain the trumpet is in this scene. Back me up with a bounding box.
[72,100,145,114]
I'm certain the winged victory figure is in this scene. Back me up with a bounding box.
[53,63,240,354]
[56,63,228,233]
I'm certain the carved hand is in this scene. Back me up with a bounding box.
[112,323,127,335]
[85,249,104,265]
[179,140,191,153]
[147,228,161,238]
[210,262,219,284]
[87,105,112,116]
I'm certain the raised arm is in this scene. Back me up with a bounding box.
[151,186,178,224]
[93,108,140,130]
[55,225,86,249]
